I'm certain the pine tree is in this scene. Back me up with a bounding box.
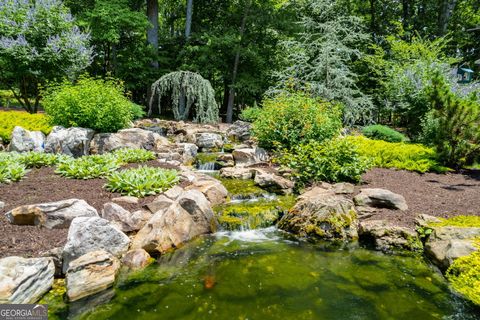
[271,0,373,124]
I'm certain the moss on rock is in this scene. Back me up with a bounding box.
[430,215,480,228]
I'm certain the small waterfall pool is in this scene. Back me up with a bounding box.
[50,228,480,320]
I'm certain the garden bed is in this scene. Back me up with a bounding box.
[1,166,480,259]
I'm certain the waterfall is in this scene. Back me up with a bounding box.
[197,161,216,172]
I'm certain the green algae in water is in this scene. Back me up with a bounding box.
[51,230,480,320]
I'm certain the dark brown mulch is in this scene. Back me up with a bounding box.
[355,168,480,228]
[0,160,182,259]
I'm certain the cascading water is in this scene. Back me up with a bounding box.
[196,161,216,172]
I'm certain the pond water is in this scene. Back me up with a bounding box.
[52,228,479,320]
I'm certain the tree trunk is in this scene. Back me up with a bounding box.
[185,0,193,39]
[438,0,457,36]
[226,2,250,124]
[147,0,159,69]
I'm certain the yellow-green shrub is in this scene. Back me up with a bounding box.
[446,240,480,306]
[346,136,442,173]
[0,111,52,143]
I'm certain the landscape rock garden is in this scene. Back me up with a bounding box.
[0,119,479,314]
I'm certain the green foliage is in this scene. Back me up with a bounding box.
[112,148,156,164]
[214,195,296,231]
[129,103,146,120]
[425,74,480,168]
[239,106,262,122]
[0,0,92,113]
[252,92,342,150]
[347,136,442,173]
[362,125,407,143]
[272,0,373,124]
[43,76,136,133]
[18,152,67,168]
[56,154,120,179]
[0,153,27,184]
[105,166,180,197]
[0,111,52,143]
[218,178,266,199]
[149,71,219,123]
[446,241,480,306]
[277,138,369,186]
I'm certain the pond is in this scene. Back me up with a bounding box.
[51,228,479,320]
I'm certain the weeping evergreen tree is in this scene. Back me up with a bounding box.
[271,0,373,124]
[148,71,219,123]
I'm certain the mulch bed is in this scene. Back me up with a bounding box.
[1,165,479,258]
[0,160,178,259]
[355,168,480,228]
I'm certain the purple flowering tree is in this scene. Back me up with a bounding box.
[0,0,93,113]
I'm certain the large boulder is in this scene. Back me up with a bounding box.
[62,217,130,273]
[179,143,198,164]
[186,179,228,206]
[232,148,268,166]
[219,167,255,180]
[278,188,358,240]
[7,126,45,153]
[5,199,98,229]
[89,128,170,154]
[195,132,224,150]
[66,250,120,302]
[101,202,151,232]
[132,190,216,254]
[0,256,54,304]
[358,220,422,252]
[254,169,294,195]
[44,126,95,157]
[354,188,408,211]
[226,121,251,142]
[424,226,480,270]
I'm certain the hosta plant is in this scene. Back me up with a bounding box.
[112,148,156,164]
[56,154,120,179]
[18,152,68,168]
[0,153,27,183]
[105,166,180,197]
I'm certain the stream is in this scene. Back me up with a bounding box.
[50,228,479,320]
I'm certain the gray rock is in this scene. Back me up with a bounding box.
[66,250,120,302]
[226,120,251,142]
[62,217,130,273]
[232,148,268,166]
[195,132,224,150]
[425,226,480,270]
[278,189,358,241]
[8,126,45,152]
[220,167,255,180]
[179,143,198,164]
[358,220,422,252]
[90,128,170,154]
[40,247,63,276]
[112,196,139,205]
[102,202,151,232]
[216,153,235,168]
[132,190,216,254]
[5,199,98,229]
[45,126,94,157]
[122,249,152,269]
[164,186,185,200]
[254,169,294,195]
[354,188,408,211]
[0,201,4,210]
[331,183,355,195]
[0,256,54,304]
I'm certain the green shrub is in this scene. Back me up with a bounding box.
[362,125,408,143]
[239,106,262,122]
[347,136,442,173]
[425,74,480,168]
[252,92,342,150]
[18,152,67,168]
[0,153,27,183]
[0,111,52,143]
[130,103,146,120]
[56,154,120,179]
[112,148,156,164]
[276,138,370,186]
[42,76,137,133]
[446,240,480,306]
[105,166,179,197]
